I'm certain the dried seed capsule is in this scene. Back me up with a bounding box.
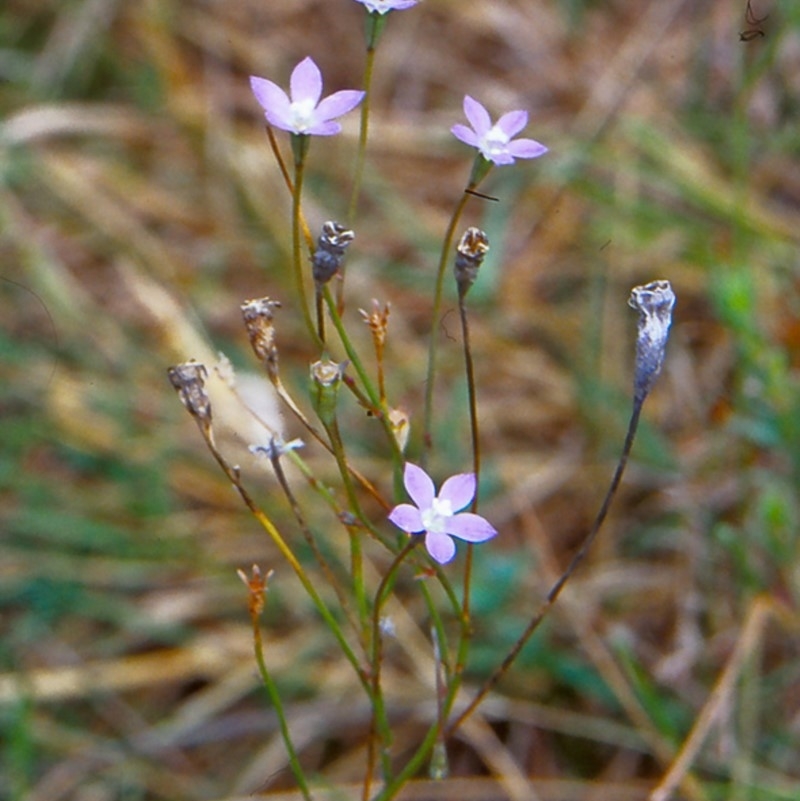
[311,221,355,285]
[454,227,490,296]
[241,297,282,379]
[628,279,676,403]
[167,361,213,439]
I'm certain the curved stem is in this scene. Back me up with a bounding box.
[446,398,644,736]
[422,186,473,464]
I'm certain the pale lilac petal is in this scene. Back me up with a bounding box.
[496,109,528,138]
[388,503,424,533]
[463,96,492,136]
[451,123,479,147]
[356,0,418,11]
[315,90,365,123]
[304,121,343,136]
[487,151,515,166]
[425,531,456,564]
[290,57,323,105]
[507,139,548,159]
[403,463,435,509]
[249,76,292,124]
[438,472,476,512]
[446,512,498,543]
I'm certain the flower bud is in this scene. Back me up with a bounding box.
[309,358,345,426]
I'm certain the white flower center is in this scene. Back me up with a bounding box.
[480,125,510,158]
[421,496,453,534]
[289,98,317,132]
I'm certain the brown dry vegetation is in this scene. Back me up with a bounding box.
[2,0,800,799]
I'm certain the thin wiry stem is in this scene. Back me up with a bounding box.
[290,146,320,345]
[447,397,643,736]
[250,607,313,801]
[422,187,473,464]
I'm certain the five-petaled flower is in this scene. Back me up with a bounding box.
[388,463,497,564]
[354,0,419,12]
[250,57,365,136]
[451,95,548,166]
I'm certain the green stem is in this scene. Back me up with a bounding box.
[365,538,419,790]
[322,285,405,473]
[322,415,369,632]
[291,139,320,345]
[204,433,370,695]
[348,42,376,226]
[422,186,474,464]
[251,616,313,801]
[270,449,360,639]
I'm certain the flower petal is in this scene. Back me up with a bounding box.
[249,76,292,125]
[315,90,366,123]
[388,503,424,533]
[495,109,528,138]
[402,463,435,510]
[356,0,419,12]
[290,57,323,105]
[446,512,497,543]
[451,123,479,147]
[485,150,515,166]
[304,121,343,136]
[462,95,492,136]
[438,472,476,512]
[425,531,456,564]
[507,139,548,159]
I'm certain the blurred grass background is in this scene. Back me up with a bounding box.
[2,0,800,798]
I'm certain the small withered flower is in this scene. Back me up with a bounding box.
[360,299,390,347]
[628,279,676,404]
[167,361,213,439]
[241,297,282,380]
[454,227,490,296]
[249,435,304,461]
[312,221,355,285]
[236,564,274,618]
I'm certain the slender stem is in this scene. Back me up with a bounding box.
[315,287,326,345]
[364,538,419,796]
[270,374,391,512]
[348,42,376,223]
[270,450,360,639]
[458,290,481,489]
[251,612,313,801]
[291,147,320,344]
[202,431,370,695]
[322,285,405,473]
[422,187,473,464]
[266,126,315,252]
[323,415,369,632]
[446,398,644,736]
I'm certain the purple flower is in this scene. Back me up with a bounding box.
[451,95,548,166]
[354,0,418,12]
[388,463,497,564]
[249,57,365,136]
